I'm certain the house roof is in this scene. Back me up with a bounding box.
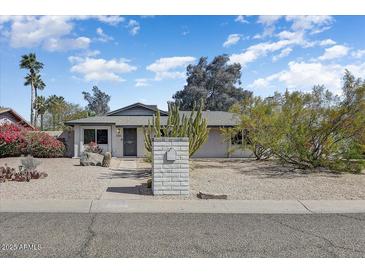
[0,108,35,129]
[65,110,239,127]
[107,102,168,116]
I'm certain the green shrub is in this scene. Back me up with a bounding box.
[230,70,365,173]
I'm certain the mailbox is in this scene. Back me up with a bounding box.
[166,148,176,161]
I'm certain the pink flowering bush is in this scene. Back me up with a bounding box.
[0,123,27,157]
[84,141,103,154]
[25,131,65,158]
[0,123,65,158]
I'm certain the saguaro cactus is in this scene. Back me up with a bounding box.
[144,101,209,157]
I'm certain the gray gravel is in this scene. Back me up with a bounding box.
[190,159,365,200]
[1,157,365,200]
[0,157,119,200]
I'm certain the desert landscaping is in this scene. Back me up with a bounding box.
[1,157,365,201]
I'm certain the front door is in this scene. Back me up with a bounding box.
[123,128,137,156]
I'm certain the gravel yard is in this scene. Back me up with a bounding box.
[0,157,119,200]
[190,159,365,200]
[1,157,365,200]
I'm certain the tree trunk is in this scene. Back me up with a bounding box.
[30,84,35,126]
[34,88,38,128]
[40,114,44,131]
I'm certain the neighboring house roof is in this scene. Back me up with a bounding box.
[0,108,35,129]
[43,131,63,137]
[65,103,239,127]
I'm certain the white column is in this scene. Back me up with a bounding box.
[73,125,80,158]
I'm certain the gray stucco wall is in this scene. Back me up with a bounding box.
[192,128,229,158]
[70,125,252,158]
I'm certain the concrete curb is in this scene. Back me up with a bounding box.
[2,199,365,214]
[0,199,92,213]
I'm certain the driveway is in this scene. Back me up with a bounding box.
[1,213,365,257]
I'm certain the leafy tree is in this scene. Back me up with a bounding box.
[63,103,91,124]
[34,96,48,130]
[230,70,365,173]
[144,101,209,158]
[46,95,66,130]
[82,86,111,115]
[224,93,281,160]
[20,53,44,126]
[173,55,252,111]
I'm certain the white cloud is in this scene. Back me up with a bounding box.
[235,16,249,24]
[43,37,90,52]
[257,15,282,26]
[352,49,365,59]
[318,45,349,61]
[127,19,140,36]
[249,61,365,94]
[96,27,113,42]
[272,47,292,62]
[285,16,334,32]
[69,57,137,82]
[147,56,196,80]
[135,78,150,87]
[319,39,336,46]
[0,16,126,51]
[254,16,283,39]
[230,34,307,66]
[0,16,92,51]
[223,34,241,48]
[96,16,124,26]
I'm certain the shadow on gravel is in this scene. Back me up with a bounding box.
[106,183,152,196]
[98,168,151,180]
[191,159,341,180]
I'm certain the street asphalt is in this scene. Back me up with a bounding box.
[1,213,365,258]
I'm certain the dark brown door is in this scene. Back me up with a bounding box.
[123,128,137,156]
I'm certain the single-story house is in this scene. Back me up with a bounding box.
[65,102,252,158]
[0,108,35,130]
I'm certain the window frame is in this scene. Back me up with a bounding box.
[83,128,109,145]
[96,129,108,145]
[231,130,243,146]
[83,129,96,144]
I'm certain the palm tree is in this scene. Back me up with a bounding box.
[19,53,44,126]
[33,74,46,126]
[34,96,48,130]
[47,95,66,130]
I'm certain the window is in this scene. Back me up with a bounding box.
[231,131,243,145]
[231,129,252,146]
[84,129,95,144]
[97,129,108,144]
[83,129,108,144]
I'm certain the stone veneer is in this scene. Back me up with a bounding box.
[152,137,189,195]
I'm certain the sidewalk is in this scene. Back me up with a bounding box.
[1,199,365,214]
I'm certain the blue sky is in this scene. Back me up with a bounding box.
[0,15,365,119]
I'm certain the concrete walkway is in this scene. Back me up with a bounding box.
[2,199,365,214]
[100,158,152,200]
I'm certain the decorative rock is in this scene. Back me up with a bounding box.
[102,152,112,167]
[197,191,228,200]
[80,152,103,166]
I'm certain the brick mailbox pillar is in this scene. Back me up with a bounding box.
[152,137,189,195]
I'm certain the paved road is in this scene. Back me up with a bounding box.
[1,213,365,257]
